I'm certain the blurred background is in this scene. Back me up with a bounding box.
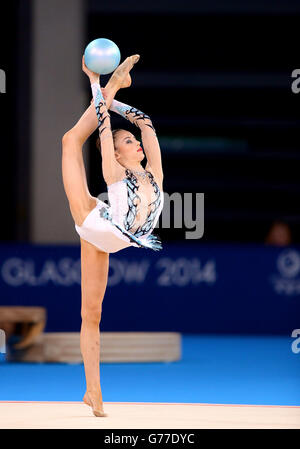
[2,0,300,244]
[0,0,299,407]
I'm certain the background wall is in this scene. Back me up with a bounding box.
[0,243,299,334]
[30,0,86,243]
[87,0,300,245]
[0,0,299,336]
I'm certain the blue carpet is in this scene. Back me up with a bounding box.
[0,335,299,405]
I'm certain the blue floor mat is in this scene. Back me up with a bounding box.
[0,335,299,405]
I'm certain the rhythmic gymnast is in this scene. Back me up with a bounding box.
[62,54,164,416]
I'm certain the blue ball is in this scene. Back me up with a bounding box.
[84,38,121,75]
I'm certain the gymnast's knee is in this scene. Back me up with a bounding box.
[62,128,82,147]
[81,303,102,325]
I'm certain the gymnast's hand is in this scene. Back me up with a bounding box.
[82,55,99,84]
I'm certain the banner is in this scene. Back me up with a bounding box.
[0,243,299,334]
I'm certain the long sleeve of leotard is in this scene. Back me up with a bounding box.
[91,82,112,139]
[109,98,156,133]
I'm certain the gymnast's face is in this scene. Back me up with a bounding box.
[113,130,145,163]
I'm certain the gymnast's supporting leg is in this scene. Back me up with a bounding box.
[80,238,109,417]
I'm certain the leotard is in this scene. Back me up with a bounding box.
[75,168,163,253]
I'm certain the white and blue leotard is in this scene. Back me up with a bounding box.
[75,168,163,253]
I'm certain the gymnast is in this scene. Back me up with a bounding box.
[61,54,164,416]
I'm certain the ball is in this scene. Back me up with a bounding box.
[84,38,121,75]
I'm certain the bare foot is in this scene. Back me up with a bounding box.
[110,54,140,88]
[83,391,107,417]
[83,392,92,407]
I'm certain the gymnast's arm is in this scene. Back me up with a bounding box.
[68,58,115,149]
[68,58,105,145]
[81,56,124,185]
[110,99,164,183]
[90,83,124,186]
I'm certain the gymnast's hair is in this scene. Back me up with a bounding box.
[96,128,124,152]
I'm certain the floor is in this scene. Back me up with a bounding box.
[0,334,299,428]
